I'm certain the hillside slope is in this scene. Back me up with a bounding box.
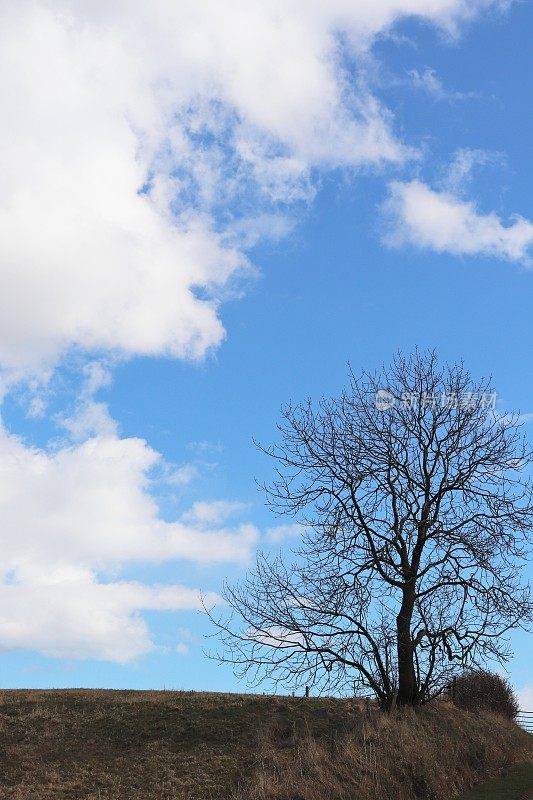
[0,689,531,799]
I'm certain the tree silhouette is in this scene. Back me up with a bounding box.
[210,352,533,709]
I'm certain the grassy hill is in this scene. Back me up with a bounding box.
[0,689,531,799]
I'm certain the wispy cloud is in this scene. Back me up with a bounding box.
[440,148,505,194]
[516,684,533,712]
[383,179,533,263]
[182,500,250,526]
[408,67,478,101]
[266,523,306,544]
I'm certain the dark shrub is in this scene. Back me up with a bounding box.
[450,670,519,720]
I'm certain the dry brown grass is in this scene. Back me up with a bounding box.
[0,689,530,799]
[238,700,532,800]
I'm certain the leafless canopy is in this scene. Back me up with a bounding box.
[209,351,533,708]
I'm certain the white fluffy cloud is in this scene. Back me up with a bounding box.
[0,578,218,662]
[383,180,533,262]
[0,426,258,567]
[0,0,503,377]
[0,419,258,661]
[0,0,513,665]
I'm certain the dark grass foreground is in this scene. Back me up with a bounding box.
[0,690,531,800]
[455,763,533,799]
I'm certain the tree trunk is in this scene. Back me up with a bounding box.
[396,588,418,707]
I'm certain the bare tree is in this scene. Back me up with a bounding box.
[209,352,533,709]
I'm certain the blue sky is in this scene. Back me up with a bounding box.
[0,1,532,705]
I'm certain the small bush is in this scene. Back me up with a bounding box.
[451,670,519,720]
